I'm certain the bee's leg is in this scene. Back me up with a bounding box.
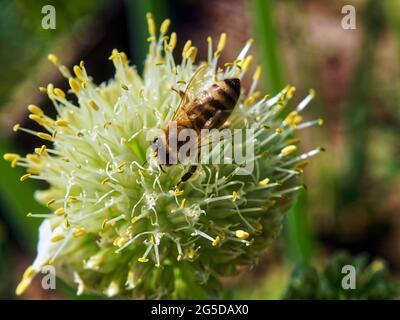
[171,87,186,99]
[178,165,198,185]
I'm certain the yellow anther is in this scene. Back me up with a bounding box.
[73,228,86,238]
[155,263,161,268]
[121,84,129,90]
[244,92,260,106]
[286,138,301,145]
[177,254,183,261]
[47,53,59,65]
[101,177,110,185]
[108,49,119,60]
[241,55,253,72]
[287,86,296,99]
[27,167,40,174]
[47,83,54,95]
[54,207,65,216]
[284,111,303,128]
[69,78,80,95]
[20,173,31,182]
[64,218,70,229]
[185,46,198,62]
[23,266,35,279]
[146,12,156,35]
[281,145,297,156]
[35,145,48,157]
[26,213,33,217]
[113,236,128,248]
[88,99,99,111]
[259,177,270,186]
[29,114,44,125]
[16,278,32,296]
[51,234,65,242]
[294,160,310,170]
[138,257,149,263]
[13,124,20,132]
[174,187,184,196]
[207,36,212,45]
[275,128,284,134]
[28,104,44,116]
[212,236,221,247]
[73,65,84,80]
[180,198,186,208]
[116,162,126,170]
[235,230,250,240]
[3,153,20,167]
[37,132,53,141]
[318,118,324,126]
[101,219,108,229]
[182,40,192,58]
[54,88,66,99]
[253,66,262,81]
[46,199,56,207]
[131,217,138,224]
[55,119,69,127]
[26,154,40,163]
[215,33,227,56]
[39,86,47,93]
[160,18,171,34]
[168,32,177,51]
[309,88,316,98]
[232,191,239,202]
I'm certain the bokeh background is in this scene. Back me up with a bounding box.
[0,0,399,299]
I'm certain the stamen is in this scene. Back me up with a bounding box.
[160,19,171,34]
[235,230,250,240]
[146,12,156,36]
[215,33,227,57]
[28,104,44,116]
[47,53,60,65]
[281,145,297,157]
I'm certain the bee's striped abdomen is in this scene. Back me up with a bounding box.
[187,78,241,131]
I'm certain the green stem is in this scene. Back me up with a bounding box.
[248,0,284,94]
[338,0,385,207]
[125,0,169,73]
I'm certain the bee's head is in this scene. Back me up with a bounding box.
[224,78,241,97]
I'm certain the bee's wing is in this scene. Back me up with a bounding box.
[172,64,208,120]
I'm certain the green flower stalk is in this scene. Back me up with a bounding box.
[4,14,322,299]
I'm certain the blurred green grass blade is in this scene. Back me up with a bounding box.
[285,190,314,266]
[248,0,284,94]
[125,0,169,72]
[338,0,385,207]
[0,137,42,252]
[248,0,313,265]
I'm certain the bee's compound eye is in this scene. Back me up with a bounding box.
[224,78,241,97]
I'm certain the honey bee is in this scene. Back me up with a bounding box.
[152,65,241,183]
